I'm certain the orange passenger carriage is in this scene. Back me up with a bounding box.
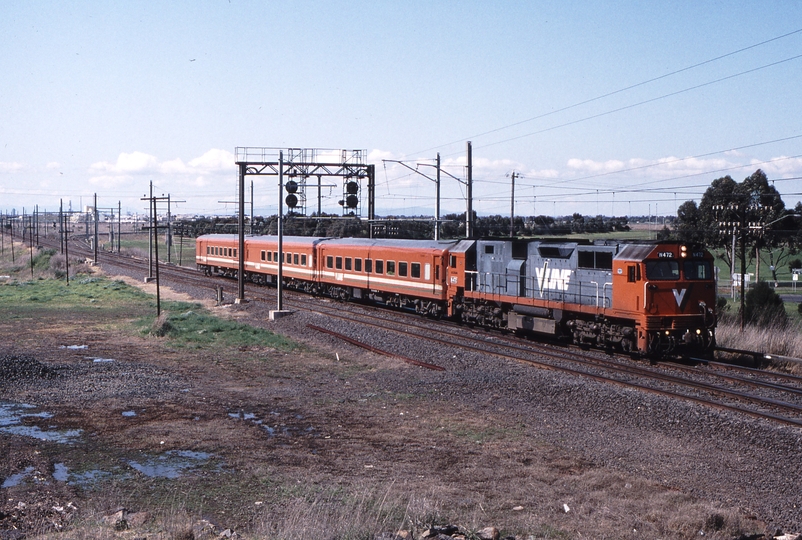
[316,238,456,316]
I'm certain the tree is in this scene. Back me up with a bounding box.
[673,201,704,244]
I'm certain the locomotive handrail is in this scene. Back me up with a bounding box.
[590,281,599,307]
[602,282,612,308]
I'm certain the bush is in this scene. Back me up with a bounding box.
[790,258,802,271]
[744,281,787,328]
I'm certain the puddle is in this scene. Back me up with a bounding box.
[60,345,88,350]
[2,466,35,488]
[0,401,82,444]
[122,411,137,417]
[53,463,69,482]
[89,358,115,363]
[127,450,216,478]
[228,410,316,439]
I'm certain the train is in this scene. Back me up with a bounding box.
[196,234,717,357]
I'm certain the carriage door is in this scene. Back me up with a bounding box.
[425,262,432,293]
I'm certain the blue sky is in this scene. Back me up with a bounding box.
[1,1,801,220]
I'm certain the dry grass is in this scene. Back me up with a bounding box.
[716,317,802,373]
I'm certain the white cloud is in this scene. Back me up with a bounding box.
[188,148,235,171]
[756,156,802,177]
[0,161,26,173]
[46,162,61,169]
[368,149,396,162]
[90,151,158,174]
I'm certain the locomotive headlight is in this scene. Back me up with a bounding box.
[680,245,688,258]
[696,329,701,335]
[665,331,670,335]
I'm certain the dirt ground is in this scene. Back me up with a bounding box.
[0,273,782,540]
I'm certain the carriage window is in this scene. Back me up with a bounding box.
[293,253,299,265]
[233,249,237,258]
[375,260,383,274]
[411,262,420,278]
[684,260,712,280]
[301,254,307,266]
[645,260,679,280]
[386,261,396,275]
[345,257,352,271]
[260,250,266,261]
[354,258,362,272]
[207,246,210,255]
[365,258,373,273]
[273,251,278,261]
[398,262,407,277]
[286,252,292,264]
[326,256,334,269]
[267,251,272,262]
[335,256,343,270]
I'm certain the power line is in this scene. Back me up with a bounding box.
[407,28,802,158]
[471,54,802,154]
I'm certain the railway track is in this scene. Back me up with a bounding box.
[42,235,802,429]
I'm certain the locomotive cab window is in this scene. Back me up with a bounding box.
[398,262,407,277]
[684,260,712,280]
[484,245,495,254]
[645,260,679,280]
[411,262,421,279]
[450,255,457,267]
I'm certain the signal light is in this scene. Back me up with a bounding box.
[285,179,299,208]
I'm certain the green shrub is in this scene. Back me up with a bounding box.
[744,281,787,328]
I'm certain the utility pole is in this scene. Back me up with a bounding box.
[237,163,247,303]
[435,153,441,241]
[93,193,99,264]
[118,201,121,253]
[59,200,64,254]
[63,213,70,285]
[277,152,284,310]
[148,181,153,279]
[167,194,172,264]
[466,141,473,239]
[510,171,517,237]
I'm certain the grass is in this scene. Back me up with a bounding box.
[143,308,298,351]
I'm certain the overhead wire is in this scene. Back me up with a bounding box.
[407,28,802,158]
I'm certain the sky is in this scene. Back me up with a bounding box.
[1,1,801,221]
